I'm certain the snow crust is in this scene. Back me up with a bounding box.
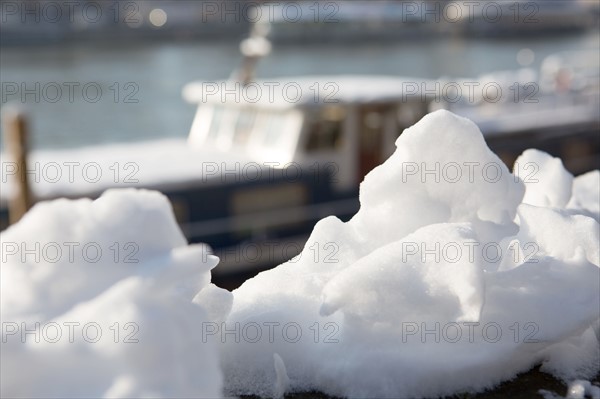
[1,110,598,398]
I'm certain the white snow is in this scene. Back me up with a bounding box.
[568,170,600,221]
[218,110,600,398]
[183,75,435,108]
[1,110,598,398]
[0,138,256,202]
[0,189,227,398]
[515,149,574,209]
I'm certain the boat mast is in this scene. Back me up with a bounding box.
[231,16,272,85]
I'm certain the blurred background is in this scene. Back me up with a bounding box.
[1,0,598,149]
[1,0,599,288]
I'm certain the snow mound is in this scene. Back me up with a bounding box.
[0,189,227,398]
[568,170,600,221]
[219,110,600,398]
[1,110,598,398]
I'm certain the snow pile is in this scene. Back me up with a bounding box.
[219,110,600,398]
[1,110,598,398]
[0,189,227,398]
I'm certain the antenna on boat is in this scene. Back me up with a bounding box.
[232,11,272,85]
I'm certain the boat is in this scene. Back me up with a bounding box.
[1,36,598,284]
[438,50,600,172]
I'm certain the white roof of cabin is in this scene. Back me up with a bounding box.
[183,75,436,109]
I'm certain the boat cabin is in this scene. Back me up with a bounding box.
[183,76,434,191]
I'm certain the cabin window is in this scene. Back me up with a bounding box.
[263,113,287,148]
[233,109,257,146]
[207,106,224,141]
[396,101,429,136]
[305,106,345,152]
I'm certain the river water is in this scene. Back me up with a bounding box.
[0,31,598,150]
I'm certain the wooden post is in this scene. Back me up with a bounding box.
[3,109,32,224]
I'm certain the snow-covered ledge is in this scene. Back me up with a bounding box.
[1,110,598,398]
